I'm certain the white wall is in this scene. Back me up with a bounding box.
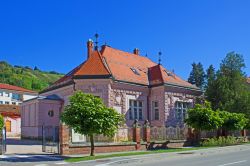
[0,89,37,105]
[23,94,37,101]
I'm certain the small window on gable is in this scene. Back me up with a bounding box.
[130,67,140,75]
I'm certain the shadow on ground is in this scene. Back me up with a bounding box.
[0,154,67,163]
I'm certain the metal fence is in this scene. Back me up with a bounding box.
[71,127,133,144]
[201,130,246,138]
[0,127,6,154]
[150,126,189,141]
[42,126,59,154]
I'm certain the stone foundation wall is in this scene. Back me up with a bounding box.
[66,144,139,155]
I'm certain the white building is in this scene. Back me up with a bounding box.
[0,83,38,105]
[0,83,38,137]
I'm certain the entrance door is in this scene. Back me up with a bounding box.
[5,120,11,132]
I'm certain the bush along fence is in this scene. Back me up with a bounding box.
[59,120,250,155]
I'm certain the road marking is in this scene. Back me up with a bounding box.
[95,158,139,166]
[218,160,247,166]
[55,162,68,165]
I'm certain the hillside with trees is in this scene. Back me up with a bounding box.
[0,61,64,92]
[188,52,250,128]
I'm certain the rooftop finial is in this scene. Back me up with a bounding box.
[94,33,99,50]
[158,51,162,65]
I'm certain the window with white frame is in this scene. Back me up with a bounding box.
[0,91,3,96]
[152,101,159,120]
[175,101,191,121]
[5,92,10,97]
[129,100,143,120]
[0,101,3,104]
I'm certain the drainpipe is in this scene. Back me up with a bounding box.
[147,88,151,123]
[72,79,76,92]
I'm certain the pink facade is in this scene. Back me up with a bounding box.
[21,98,62,139]
[21,40,202,140]
[37,79,200,128]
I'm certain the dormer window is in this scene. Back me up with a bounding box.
[130,67,140,75]
[165,70,174,77]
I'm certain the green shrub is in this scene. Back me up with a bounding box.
[201,136,244,147]
[0,115,4,131]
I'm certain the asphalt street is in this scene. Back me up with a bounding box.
[0,144,250,166]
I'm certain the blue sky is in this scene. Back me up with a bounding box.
[0,0,250,79]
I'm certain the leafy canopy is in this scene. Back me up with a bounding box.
[185,101,223,131]
[61,91,124,137]
[219,111,248,131]
[186,101,248,131]
[205,52,250,126]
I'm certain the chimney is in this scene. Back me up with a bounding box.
[87,39,94,59]
[133,48,139,55]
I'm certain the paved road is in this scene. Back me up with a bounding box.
[0,144,250,166]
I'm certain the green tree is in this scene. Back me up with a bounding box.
[205,65,216,86]
[60,91,124,156]
[0,115,4,131]
[206,52,250,120]
[0,61,63,91]
[205,65,217,104]
[185,101,223,131]
[188,62,205,89]
[219,111,248,131]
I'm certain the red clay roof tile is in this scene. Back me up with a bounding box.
[0,83,36,93]
[44,45,199,92]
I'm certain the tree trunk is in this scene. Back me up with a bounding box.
[217,128,222,138]
[90,134,95,156]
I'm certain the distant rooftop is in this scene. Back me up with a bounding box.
[0,83,37,94]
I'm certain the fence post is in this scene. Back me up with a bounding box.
[143,120,150,144]
[241,129,247,142]
[42,125,45,152]
[133,120,141,150]
[187,128,194,141]
[59,124,70,155]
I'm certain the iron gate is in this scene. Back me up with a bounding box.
[42,126,59,154]
[0,127,6,155]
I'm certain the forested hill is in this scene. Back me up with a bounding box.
[0,61,64,92]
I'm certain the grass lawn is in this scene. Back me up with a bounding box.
[64,147,202,162]
[65,141,250,162]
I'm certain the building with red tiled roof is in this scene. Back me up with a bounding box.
[22,39,202,149]
[0,83,37,105]
[0,83,36,94]
[0,83,38,137]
